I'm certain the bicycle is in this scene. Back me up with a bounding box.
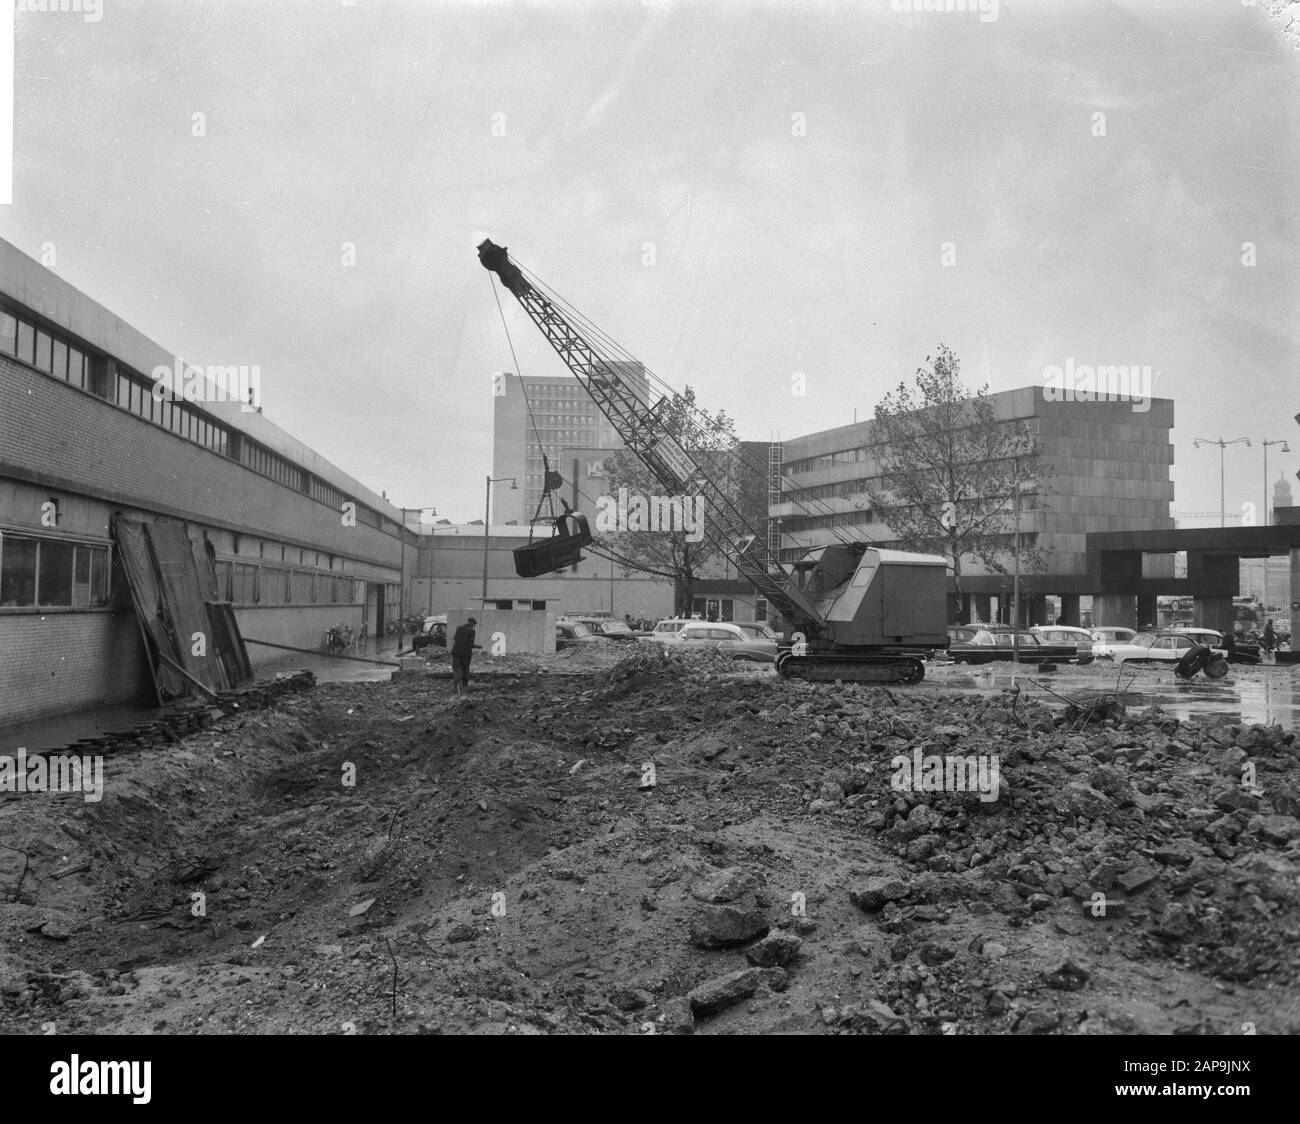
[324,623,356,654]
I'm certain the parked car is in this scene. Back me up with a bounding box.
[1031,625,1094,664]
[411,614,447,652]
[555,620,604,650]
[1167,625,1260,664]
[574,617,637,641]
[1096,630,1228,669]
[645,618,695,644]
[665,621,779,662]
[948,628,1078,664]
[1090,626,1136,650]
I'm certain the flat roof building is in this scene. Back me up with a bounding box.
[491,365,649,528]
[772,387,1176,625]
[0,238,409,726]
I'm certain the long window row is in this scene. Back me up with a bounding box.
[215,561,360,607]
[0,532,111,609]
[240,439,305,491]
[113,371,232,456]
[778,510,876,534]
[3,301,399,536]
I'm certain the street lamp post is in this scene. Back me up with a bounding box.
[1262,440,1290,529]
[1013,455,1021,661]
[1192,436,1251,528]
[1008,455,1035,662]
[483,475,517,607]
[1260,440,1290,615]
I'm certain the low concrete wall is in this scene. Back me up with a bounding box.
[445,609,556,656]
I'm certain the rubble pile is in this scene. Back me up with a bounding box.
[0,668,1296,1035]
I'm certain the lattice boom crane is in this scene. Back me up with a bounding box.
[478,238,949,683]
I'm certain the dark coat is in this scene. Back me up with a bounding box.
[451,624,477,658]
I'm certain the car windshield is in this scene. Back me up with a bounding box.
[600,621,631,633]
[569,622,592,637]
[1132,633,1159,649]
[736,623,776,639]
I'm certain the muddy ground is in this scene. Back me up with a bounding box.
[2,646,1298,1035]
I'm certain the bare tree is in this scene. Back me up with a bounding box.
[867,345,1052,621]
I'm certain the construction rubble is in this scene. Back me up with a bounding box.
[1,648,1297,1035]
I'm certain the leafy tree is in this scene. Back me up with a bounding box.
[867,345,1052,621]
[597,387,748,615]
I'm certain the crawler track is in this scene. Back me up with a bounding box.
[775,653,926,684]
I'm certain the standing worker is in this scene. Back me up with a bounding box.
[451,617,481,694]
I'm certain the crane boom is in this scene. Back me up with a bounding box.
[478,239,822,632]
[478,237,950,685]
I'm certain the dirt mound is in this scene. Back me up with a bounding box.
[1,669,1297,1035]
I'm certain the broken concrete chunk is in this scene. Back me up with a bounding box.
[688,968,762,1017]
[850,876,910,911]
[1043,959,1090,991]
[744,931,802,968]
[689,866,756,903]
[1115,866,1158,895]
[689,903,769,949]
[657,996,695,1035]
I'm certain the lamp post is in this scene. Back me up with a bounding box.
[1009,456,1034,662]
[1192,436,1251,527]
[1013,456,1021,661]
[1261,440,1290,614]
[483,475,517,607]
[1262,440,1290,528]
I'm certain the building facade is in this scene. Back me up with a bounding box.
[0,238,408,726]
[413,524,672,622]
[771,387,1176,625]
[490,364,649,527]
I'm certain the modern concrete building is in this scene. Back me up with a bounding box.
[771,387,1177,627]
[490,365,649,527]
[0,238,409,726]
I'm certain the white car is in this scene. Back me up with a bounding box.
[1090,626,1136,654]
[645,618,695,644]
[664,621,779,662]
[1097,631,1227,666]
[1031,625,1094,663]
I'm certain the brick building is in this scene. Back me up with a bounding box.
[0,238,408,726]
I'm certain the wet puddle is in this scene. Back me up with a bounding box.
[927,660,1300,730]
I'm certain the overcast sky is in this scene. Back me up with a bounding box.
[3,0,1298,524]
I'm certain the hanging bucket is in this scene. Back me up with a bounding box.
[513,512,593,577]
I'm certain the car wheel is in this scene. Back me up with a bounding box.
[1205,656,1229,679]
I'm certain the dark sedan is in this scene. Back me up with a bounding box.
[949,628,1079,665]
